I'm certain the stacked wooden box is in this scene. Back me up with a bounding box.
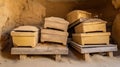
[41,17,69,45]
[72,19,110,45]
[66,10,117,61]
[11,17,69,61]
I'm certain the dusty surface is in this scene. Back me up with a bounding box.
[0,48,120,67]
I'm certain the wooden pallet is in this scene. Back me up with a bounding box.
[11,43,68,61]
[69,41,117,61]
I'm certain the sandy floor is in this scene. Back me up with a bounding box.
[0,48,120,67]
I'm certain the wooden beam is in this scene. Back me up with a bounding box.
[11,43,68,55]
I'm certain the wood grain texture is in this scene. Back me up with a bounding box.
[44,17,69,32]
[69,41,117,54]
[66,10,91,24]
[11,43,68,55]
[75,23,106,33]
[72,32,110,45]
[41,29,68,45]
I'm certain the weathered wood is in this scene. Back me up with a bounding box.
[107,52,114,57]
[11,26,39,47]
[11,43,68,55]
[69,41,117,61]
[41,29,68,45]
[84,53,91,62]
[72,32,110,45]
[68,18,87,29]
[69,41,117,54]
[20,55,27,60]
[55,54,61,62]
[66,10,91,24]
[44,17,69,32]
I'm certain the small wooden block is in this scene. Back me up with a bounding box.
[107,52,114,57]
[20,55,27,60]
[55,54,61,62]
[84,53,91,62]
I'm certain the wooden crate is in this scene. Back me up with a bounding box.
[41,29,68,45]
[11,26,39,47]
[66,10,92,24]
[44,17,69,31]
[75,20,107,33]
[72,32,110,45]
[11,43,68,61]
[69,41,117,61]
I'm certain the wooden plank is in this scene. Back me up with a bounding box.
[69,41,118,54]
[70,41,116,48]
[11,43,68,55]
[81,46,117,53]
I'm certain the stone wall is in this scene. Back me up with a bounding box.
[0,0,46,50]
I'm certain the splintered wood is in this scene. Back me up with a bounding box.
[11,43,68,61]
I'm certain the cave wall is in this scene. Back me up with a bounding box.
[0,0,46,50]
[0,0,118,52]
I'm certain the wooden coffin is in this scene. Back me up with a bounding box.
[11,26,39,47]
[75,19,107,33]
[66,10,92,24]
[44,17,69,31]
[72,32,110,45]
[41,29,68,45]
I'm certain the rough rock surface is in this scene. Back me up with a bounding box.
[0,0,46,50]
[112,13,120,48]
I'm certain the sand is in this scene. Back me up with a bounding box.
[0,49,120,67]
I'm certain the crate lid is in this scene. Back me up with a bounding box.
[13,26,39,32]
[45,17,69,24]
[82,18,107,24]
[67,10,91,16]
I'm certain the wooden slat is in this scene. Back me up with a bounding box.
[81,46,117,53]
[69,41,118,54]
[11,43,68,55]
